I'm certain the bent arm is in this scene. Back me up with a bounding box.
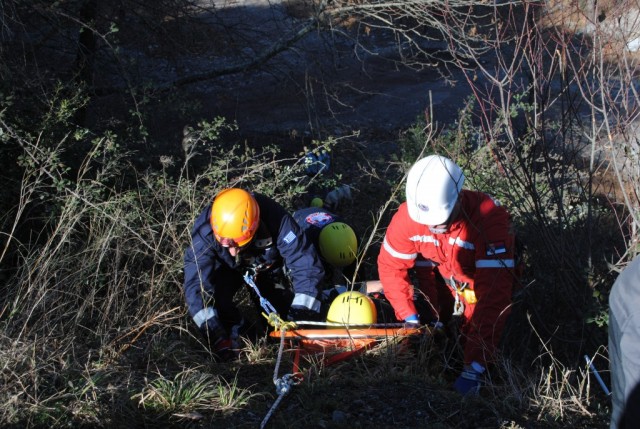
[377,208,420,321]
[277,214,325,312]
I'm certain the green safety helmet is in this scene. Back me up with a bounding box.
[318,222,357,267]
[310,197,324,208]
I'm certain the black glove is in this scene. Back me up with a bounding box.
[287,306,321,322]
[200,317,237,362]
[200,316,227,341]
[321,285,346,302]
[211,338,237,362]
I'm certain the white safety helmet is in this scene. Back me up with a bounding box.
[406,155,465,225]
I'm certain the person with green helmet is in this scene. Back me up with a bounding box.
[309,184,352,212]
[294,189,397,317]
[293,204,425,325]
[292,205,358,285]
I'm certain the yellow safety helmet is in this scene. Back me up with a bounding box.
[327,291,377,325]
[210,188,260,247]
[318,222,357,267]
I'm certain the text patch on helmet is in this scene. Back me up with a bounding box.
[486,241,506,256]
[283,230,297,244]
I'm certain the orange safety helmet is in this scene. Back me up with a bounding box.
[210,188,260,247]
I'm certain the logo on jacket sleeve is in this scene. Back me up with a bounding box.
[486,241,506,256]
[283,230,297,244]
[305,212,334,228]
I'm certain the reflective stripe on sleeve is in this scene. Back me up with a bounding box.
[449,236,475,250]
[292,293,321,312]
[409,235,440,246]
[383,237,417,260]
[193,307,217,328]
[476,259,515,268]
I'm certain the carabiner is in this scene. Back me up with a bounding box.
[453,291,465,316]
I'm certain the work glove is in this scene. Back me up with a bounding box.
[429,321,445,330]
[200,317,237,362]
[399,314,425,352]
[211,338,238,362]
[454,362,485,396]
[303,149,330,175]
[403,314,421,330]
[287,306,321,322]
[427,320,446,344]
[322,285,348,302]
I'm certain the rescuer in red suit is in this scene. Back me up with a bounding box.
[377,155,517,395]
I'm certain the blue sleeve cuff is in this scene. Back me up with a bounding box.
[470,361,486,374]
[405,314,419,323]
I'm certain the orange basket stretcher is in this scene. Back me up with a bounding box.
[268,323,427,373]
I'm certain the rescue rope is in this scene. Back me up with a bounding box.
[242,270,303,428]
[251,275,425,427]
[263,311,297,331]
[260,320,302,429]
[259,314,428,427]
[243,271,279,315]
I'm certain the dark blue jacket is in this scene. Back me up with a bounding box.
[293,206,358,283]
[183,193,325,326]
[292,206,342,247]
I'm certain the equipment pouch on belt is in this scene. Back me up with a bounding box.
[463,288,477,304]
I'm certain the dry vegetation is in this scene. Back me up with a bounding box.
[1,0,639,428]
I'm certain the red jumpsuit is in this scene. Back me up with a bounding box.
[378,190,516,367]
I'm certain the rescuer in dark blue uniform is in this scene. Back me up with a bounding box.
[183,188,325,360]
[292,206,358,285]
